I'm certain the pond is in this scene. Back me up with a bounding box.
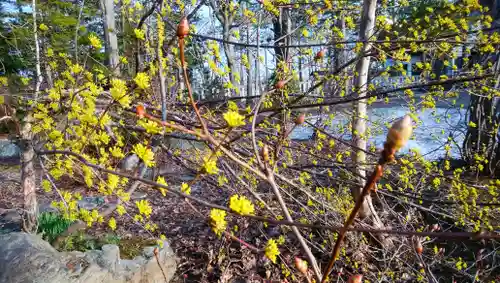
[291,105,467,160]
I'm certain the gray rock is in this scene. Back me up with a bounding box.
[0,139,20,158]
[0,139,20,164]
[0,233,176,283]
[120,154,140,172]
[0,209,21,233]
[78,196,105,210]
[131,191,147,200]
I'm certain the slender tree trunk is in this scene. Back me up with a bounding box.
[22,0,43,233]
[246,13,252,99]
[352,0,377,218]
[255,13,262,93]
[101,0,120,75]
[273,8,291,66]
[222,21,237,92]
[157,21,167,122]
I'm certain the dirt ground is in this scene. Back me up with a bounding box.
[0,164,285,283]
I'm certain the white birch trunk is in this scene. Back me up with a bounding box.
[352,0,377,217]
[102,0,120,75]
[22,0,43,233]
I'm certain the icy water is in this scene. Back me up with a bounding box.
[291,106,467,160]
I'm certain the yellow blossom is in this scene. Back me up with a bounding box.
[156,176,168,196]
[181,182,191,195]
[223,110,245,127]
[136,199,152,217]
[109,146,125,159]
[210,209,227,236]
[132,143,155,167]
[110,79,131,108]
[42,179,52,192]
[134,72,150,89]
[108,217,117,230]
[138,119,161,134]
[203,156,219,175]
[264,238,280,263]
[229,195,254,215]
[39,23,48,31]
[116,205,126,215]
[134,28,145,40]
[88,34,102,49]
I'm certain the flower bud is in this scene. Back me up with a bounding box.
[348,274,363,283]
[136,104,146,119]
[431,224,440,231]
[275,80,286,89]
[295,113,305,125]
[415,242,423,254]
[294,257,308,275]
[386,115,413,151]
[177,17,189,38]
[261,144,269,162]
[315,49,326,60]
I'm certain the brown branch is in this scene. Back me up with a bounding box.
[261,74,494,113]
[35,150,500,241]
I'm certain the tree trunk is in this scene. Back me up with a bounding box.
[22,0,43,233]
[222,21,237,92]
[21,116,37,233]
[101,0,120,76]
[246,15,252,99]
[463,0,500,177]
[272,8,292,66]
[352,0,377,218]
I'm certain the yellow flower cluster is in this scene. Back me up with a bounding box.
[79,208,103,227]
[156,176,168,196]
[265,238,280,263]
[138,119,162,134]
[223,110,245,127]
[229,195,254,215]
[181,182,191,195]
[134,28,145,40]
[132,143,155,167]
[39,23,49,31]
[210,209,227,236]
[110,79,131,108]
[108,217,117,230]
[134,72,150,89]
[88,34,102,49]
[136,199,152,217]
[203,156,219,175]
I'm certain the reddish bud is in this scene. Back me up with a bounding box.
[177,17,189,38]
[295,113,305,125]
[154,247,159,256]
[431,224,440,231]
[415,242,423,254]
[294,257,308,275]
[275,80,286,89]
[136,105,146,118]
[348,274,363,283]
[315,49,326,60]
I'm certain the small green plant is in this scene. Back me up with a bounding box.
[37,212,73,243]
